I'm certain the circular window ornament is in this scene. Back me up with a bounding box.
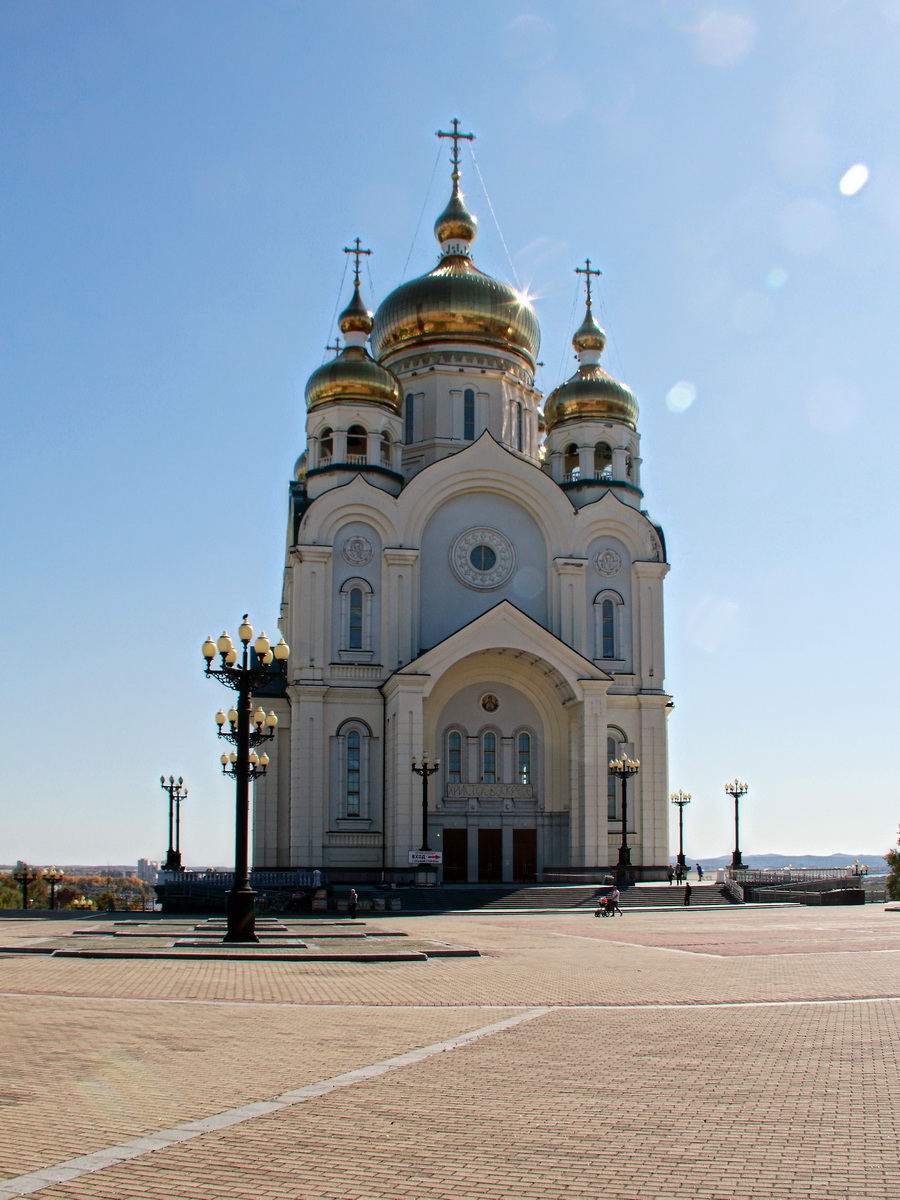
[342,535,373,566]
[481,694,499,713]
[450,527,516,590]
[594,549,622,577]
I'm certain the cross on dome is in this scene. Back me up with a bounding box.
[575,258,602,308]
[343,237,372,288]
[436,118,475,185]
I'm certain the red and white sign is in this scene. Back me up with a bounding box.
[408,851,442,865]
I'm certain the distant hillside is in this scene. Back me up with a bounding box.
[672,853,886,873]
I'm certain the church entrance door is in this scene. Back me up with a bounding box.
[512,828,537,882]
[478,828,502,882]
[442,828,467,883]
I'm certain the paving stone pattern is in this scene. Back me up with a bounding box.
[2,905,898,1198]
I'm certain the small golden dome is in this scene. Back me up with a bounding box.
[305,346,401,413]
[371,257,540,366]
[339,285,373,336]
[573,304,606,353]
[434,185,477,245]
[543,366,638,431]
[294,450,307,481]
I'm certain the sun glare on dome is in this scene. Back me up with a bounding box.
[839,163,869,196]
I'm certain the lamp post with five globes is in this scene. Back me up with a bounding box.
[608,753,640,889]
[410,755,440,852]
[13,861,39,910]
[43,866,64,910]
[724,778,749,870]
[160,775,188,871]
[202,616,288,943]
[670,790,691,872]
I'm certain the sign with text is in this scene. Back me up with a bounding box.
[408,851,442,865]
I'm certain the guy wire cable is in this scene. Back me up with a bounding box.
[470,146,521,289]
[322,254,350,363]
[400,144,442,283]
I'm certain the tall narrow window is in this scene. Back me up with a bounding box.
[517,732,531,784]
[448,731,462,784]
[482,732,496,783]
[602,599,615,658]
[320,428,333,464]
[348,587,363,650]
[405,395,414,444]
[515,402,523,451]
[346,731,361,817]
[607,735,618,819]
[564,443,579,480]
[347,424,367,461]
[464,389,475,440]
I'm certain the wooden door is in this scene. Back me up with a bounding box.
[442,828,467,883]
[512,828,537,882]
[478,828,502,882]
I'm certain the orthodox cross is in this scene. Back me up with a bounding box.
[325,339,341,357]
[342,237,372,287]
[436,118,475,183]
[575,258,602,307]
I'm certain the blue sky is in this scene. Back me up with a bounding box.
[2,0,899,866]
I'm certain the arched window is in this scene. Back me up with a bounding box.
[405,395,414,444]
[447,730,462,784]
[346,730,361,816]
[348,587,363,649]
[319,427,333,465]
[564,443,579,481]
[515,402,523,451]
[464,389,475,440]
[517,732,531,784]
[594,590,624,661]
[380,431,392,468]
[347,424,367,462]
[482,732,497,783]
[594,441,612,478]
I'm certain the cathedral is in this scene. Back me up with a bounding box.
[254,126,671,885]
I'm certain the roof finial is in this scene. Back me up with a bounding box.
[436,118,475,189]
[325,338,341,357]
[575,257,602,308]
[343,237,372,288]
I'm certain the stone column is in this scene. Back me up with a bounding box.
[290,547,331,679]
[381,673,429,871]
[382,548,420,670]
[287,683,328,868]
[552,558,587,653]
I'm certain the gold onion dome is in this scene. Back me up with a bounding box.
[543,304,637,431]
[433,185,478,245]
[305,286,401,414]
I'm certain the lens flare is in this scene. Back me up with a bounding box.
[665,381,697,413]
[839,164,869,196]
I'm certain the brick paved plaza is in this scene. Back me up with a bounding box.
[2,902,898,1199]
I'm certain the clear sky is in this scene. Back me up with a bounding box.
[3,0,899,867]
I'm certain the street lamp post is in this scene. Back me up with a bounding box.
[410,755,440,852]
[724,778,749,870]
[202,616,288,944]
[160,776,188,871]
[12,861,39,910]
[670,790,691,872]
[43,866,64,910]
[608,753,640,889]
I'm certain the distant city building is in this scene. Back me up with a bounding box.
[136,859,160,883]
[254,127,671,883]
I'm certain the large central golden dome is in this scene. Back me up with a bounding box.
[371,257,540,367]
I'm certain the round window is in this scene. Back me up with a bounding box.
[469,545,496,572]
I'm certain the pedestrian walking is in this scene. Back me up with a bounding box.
[348,888,358,920]
[674,863,683,885]
[608,886,623,916]
[696,864,703,881]
[683,882,692,907]
[666,865,674,885]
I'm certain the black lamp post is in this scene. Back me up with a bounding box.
[609,753,640,889]
[202,617,288,944]
[411,755,440,852]
[724,778,749,870]
[13,861,39,910]
[670,790,691,871]
[160,776,188,870]
[43,866,64,910]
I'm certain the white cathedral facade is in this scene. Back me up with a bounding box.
[254,133,671,884]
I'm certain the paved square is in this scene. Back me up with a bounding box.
[2,904,898,1198]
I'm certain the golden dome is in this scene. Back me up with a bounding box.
[543,302,636,430]
[434,185,477,245]
[338,284,373,336]
[305,345,401,413]
[371,257,540,366]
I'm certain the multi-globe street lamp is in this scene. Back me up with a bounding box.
[724,778,749,870]
[160,775,188,871]
[410,755,440,852]
[670,790,691,872]
[12,861,39,910]
[43,866,64,910]
[608,753,640,889]
[202,616,288,944]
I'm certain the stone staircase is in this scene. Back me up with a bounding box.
[381,882,735,912]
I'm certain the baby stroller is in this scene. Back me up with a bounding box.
[595,895,612,918]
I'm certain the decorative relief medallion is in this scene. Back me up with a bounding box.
[342,535,373,566]
[450,527,516,590]
[481,693,499,713]
[594,549,622,577]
